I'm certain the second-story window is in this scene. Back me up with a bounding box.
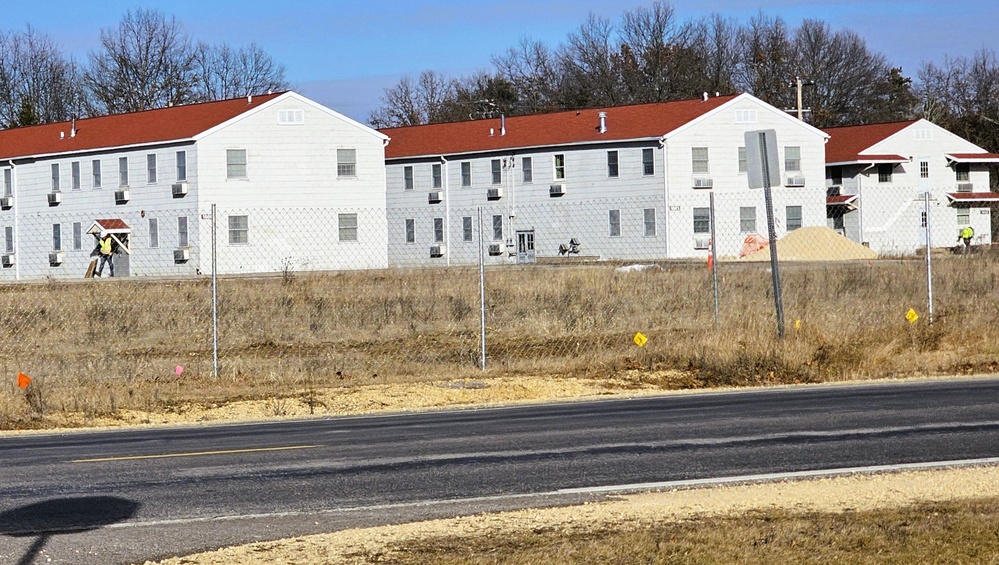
[432,163,442,189]
[403,166,414,190]
[461,162,471,187]
[491,159,502,184]
[692,147,709,175]
[607,151,619,178]
[147,154,157,183]
[51,164,60,191]
[119,157,129,187]
[176,151,187,181]
[784,146,801,172]
[554,154,565,180]
[522,157,532,183]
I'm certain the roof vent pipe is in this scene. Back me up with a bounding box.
[702,92,708,102]
[598,111,607,134]
[70,118,76,138]
[500,114,506,136]
[248,94,252,104]
[60,131,64,140]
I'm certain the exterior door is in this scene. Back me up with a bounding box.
[516,230,535,264]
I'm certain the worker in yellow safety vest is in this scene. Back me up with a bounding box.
[958,225,975,255]
[96,231,115,277]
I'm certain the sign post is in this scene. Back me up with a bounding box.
[745,129,786,338]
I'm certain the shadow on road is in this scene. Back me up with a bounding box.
[0,496,141,565]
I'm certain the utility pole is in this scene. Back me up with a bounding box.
[789,76,815,121]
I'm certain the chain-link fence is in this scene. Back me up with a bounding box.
[2,192,997,424]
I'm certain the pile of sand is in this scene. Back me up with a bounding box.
[739,226,878,262]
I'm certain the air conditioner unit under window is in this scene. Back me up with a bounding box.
[692,177,713,189]
[430,244,444,258]
[785,175,806,187]
[47,192,61,205]
[1,253,13,267]
[486,187,503,200]
[174,248,190,262]
[549,183,566,197]
[114,189,130,203]
[428,190,442,204]
[488,243,502,256]
[693,236,710,250]
[49,251,64,265]
[957,182,974,193]
[0,196,12,209]
[172,182,188,196]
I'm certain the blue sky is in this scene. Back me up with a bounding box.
[5,1,995,124]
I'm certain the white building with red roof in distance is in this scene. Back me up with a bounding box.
[823,119,999,254]
[0,91,389,280]
[379,92,829,266]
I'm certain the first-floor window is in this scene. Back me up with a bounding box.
[462,216,473,242]
[878,164,893,183]
[338,213,358,241]
[178,216,190,247]
[433,217,444,243]
[693,207,710,234]
[786,206,802,230]
[52,224,61,251]
[72,222,82,250]
[740,207,757,233]
[226,215,245,245]
[492,214,503,241]
[149,218,159,248]
[957,207,971,226]
[405,219,415,243]
[4,226,12,253]
[609,209,621,237]
[643,208,656,237]
[738,147,747,174]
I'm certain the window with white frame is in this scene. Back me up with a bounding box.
[176,151,187,181]
[491,159,502,184]
[692,147,709,175]
[643,208,656,237]
[119,156,129,187]
[52,223,61,251]
[735,109,758,123]
[738,147,747,174]
[431,163,442,189]
[492,214,503,241]
[784,146,801,172]
[72,222,82,250]
[149,218,159,248]
[521,157,532,183]
[338,213,358,241]
[461,162,471,187]
[877,164,893,183]
[642,148,655,175]
[956,163,970,182]
[405,219,415,243]
[51,164,60,191]
[463,216,473,241]
[786,206,803,230]
[178,216,190,247]
[226,149,247,179]
[278,109,304,125]
[226,215,246,245]
[693,207,710,234]
[147,154,157,183]
[92,159,102,188]
[554,154,565,180]
[4,226,12,253]
[433,217,444,243]
[337,148,357,178]
[607,151,619,178]
[740,207,757,233]
[403,166,414,190]
[608,209,621,237]
[71,162,80,190]
[3,169,10,196]
[920,160,929,179]
[957,207,970,226]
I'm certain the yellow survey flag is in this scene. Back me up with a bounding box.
[633,332,648,347]
[906,308,919,324]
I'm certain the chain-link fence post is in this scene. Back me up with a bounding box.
[211,203,219,379]
[477,207,487,371]
[924,191,934,324]
[709,191,720,329]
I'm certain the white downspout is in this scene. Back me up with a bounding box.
[659,136,670,259]
[8,160,18,281]
[442,156,450,267]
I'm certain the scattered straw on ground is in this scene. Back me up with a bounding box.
[739,226,878,262]
[146,465,999,565]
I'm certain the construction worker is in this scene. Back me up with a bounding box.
[96,231,114,277]
[958,225,975,255]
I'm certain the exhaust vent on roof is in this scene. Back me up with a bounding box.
[598,111,607,134]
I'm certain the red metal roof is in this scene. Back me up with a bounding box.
[946,153,999,163]
[946,192,999,202]
[823,121,917,164]
[0,92,285,160]
[826,194,858,205]
[380,95,741,159]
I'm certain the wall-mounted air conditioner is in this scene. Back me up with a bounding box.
[430,244,444,258]
[47,192,61,205]
[486,187,503,200]
[174,248,190,262]
[692,177,713,189]
[172,182,188,196]
[114,189,130,203]
[693,236,710,250]
[488,243,502,256]
[428,190,442,204]
[549,183,566,197]
[1,253,13,267]
[0,196,12,209]
[785,175,806,187]
[49,251,64,265]
[957,182,974,193]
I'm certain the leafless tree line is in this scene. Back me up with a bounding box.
[0,9,288,128]
[369,2,999,153]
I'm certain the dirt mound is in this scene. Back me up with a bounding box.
[738,226,877,262]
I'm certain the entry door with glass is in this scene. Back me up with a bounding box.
[516,230,536,264]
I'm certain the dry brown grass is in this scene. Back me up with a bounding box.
[1,254,998,429]
[372,497,999,564]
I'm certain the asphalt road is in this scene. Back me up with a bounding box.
[2,377,999,564]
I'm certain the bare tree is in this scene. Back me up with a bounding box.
[84,9,196,114]
[560,14,621,108]
[368,70,458,127]
[916,49,999,152]
[616,1,706,102]
[0,26,84,128]
[734,13,796,111]
[492,37,563,114]
[192,42,287,101]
